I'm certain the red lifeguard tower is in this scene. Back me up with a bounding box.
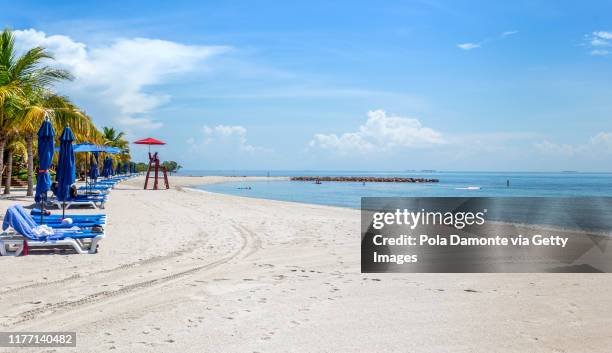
[134,137,169,190]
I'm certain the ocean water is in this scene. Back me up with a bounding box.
[193,171,612,209]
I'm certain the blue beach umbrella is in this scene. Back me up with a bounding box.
[101,157,109,178]
[106,157,112,177]
[115,162,121,175]
[89,152,99,180]
[34,119,55,223]
[105,157,112,177]
[123,163,128,174]
[100,157,106,178]
[56,127,75,217]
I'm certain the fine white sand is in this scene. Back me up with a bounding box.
[0,176,611,353]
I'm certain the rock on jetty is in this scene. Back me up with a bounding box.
[290,176,439,183]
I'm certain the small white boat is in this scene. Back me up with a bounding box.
[455,186,481,190]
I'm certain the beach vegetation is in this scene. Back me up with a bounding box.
[0,28,130,194]
[162,160,181,174]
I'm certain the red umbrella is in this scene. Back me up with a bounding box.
[134,137,166,153]
[134,137,166,145]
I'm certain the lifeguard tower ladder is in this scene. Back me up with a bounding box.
[144,152,169,190]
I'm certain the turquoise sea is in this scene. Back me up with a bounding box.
[186,171,612,209]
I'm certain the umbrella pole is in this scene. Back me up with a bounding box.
[40,198,44,224]
[86,153,89,194]
[62,201,65,218]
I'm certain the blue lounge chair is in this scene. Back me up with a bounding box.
[1,206,105,256]
[30,207,106,223]
[16,206,106,229]
[79,185,112,192]
[48,194,107,209]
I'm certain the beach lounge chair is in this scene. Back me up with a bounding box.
[78,188,110,196]
[1,206,104,256]
[19,206,106,229]
[89,181,117,189]
[48,194,107,209]
[80,184,112,189]
[30,207,106,221]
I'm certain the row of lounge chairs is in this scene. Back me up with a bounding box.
[0,175,134,256]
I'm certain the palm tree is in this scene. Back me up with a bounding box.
[101,127,131,168]
[0,28,72,190]
[3,137,26,194]
[19,90,100,195]
[102,126,129,150]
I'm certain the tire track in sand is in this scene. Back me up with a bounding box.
[5,224,260,328]
[0,236,204,296]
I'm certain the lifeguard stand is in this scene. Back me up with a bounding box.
[144,152,169,190]
[134,137,169,190]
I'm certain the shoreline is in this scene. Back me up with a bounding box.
[289,176,439,183]
[186,178,612,237]
[0,176,611,352]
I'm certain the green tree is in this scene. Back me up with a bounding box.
[3,137,26,194]
[19,91,99,195]
[161,160,182,174]
[102,126,128,150]
[0,28,72,190]
[135,162,148,173]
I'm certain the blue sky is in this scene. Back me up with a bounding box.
[2,0,612,171]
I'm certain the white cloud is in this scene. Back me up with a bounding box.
[590,132,612,152]
[593,31,612,40]
[502,30,519,37]
[534,140,578,156]
[309,109,444,154]
[13,29,229,130]
[190,124,269,153]
[310,133,376,154]
[590,49,610,56]
[457,43,480,50]
[535,132,612,156]
[584,31,612,55]
[457,30,518,51]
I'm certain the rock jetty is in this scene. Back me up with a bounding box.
[290,176,439,183]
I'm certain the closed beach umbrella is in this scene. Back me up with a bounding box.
[101,157,107,177]
[89,151,99,180]
[102,157,110,178]
[115,162,121,175]
[123,163,128,174]
[109,158,114,176]
[56,127,75,218]
[106,157,112,177]
[34,119,55,223]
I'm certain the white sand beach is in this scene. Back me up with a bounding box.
[1,176,612,353]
